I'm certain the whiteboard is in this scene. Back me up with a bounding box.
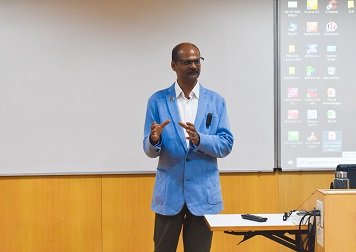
[0,0,275,175]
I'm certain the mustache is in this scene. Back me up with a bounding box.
[187,69,199,74]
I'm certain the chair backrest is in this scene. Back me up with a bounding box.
[336,164,356,189]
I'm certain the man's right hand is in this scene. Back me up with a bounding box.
[150,120,171,145]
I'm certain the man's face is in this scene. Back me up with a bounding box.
[171,45,201,84]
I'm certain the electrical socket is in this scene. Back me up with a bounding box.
[316,200,324,228]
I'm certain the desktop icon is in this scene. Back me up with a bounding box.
[348,1,355,9]
[307,66,316,76]
[327,88,336,97]
[288,131,299,141]
[289,67,296,75]
[327,45,336,52]
[307,110,317,119]
[327,110,336,119]
[322,131,342,152]
[328,67,336,75]
[289,23,298,32]
[327,0,337,9]
[307,0,318,10]
[326,22,337,32]
[308,132,318,141]
[288,1,298,8]
[307,44,318,54]
[328,131,337,140]
[307,88,318,98]
[288,110,299,120]
[288,88,299,98]
[307,22,318,32]
[289,45,296,53]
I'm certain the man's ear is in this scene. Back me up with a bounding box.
[171,61,177,71]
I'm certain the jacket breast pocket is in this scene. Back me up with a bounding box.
[204,113,219,133]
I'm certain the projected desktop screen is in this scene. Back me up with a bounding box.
[279,0,356,170]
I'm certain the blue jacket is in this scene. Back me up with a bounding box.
[143,83,234,216]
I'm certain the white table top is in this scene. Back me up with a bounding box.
[204,213,307,232]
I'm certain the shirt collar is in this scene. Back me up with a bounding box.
[174,82,200,100]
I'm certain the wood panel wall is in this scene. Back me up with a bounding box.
[0,171,334,252]
[0,176,102,252]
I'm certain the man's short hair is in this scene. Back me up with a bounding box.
[172,43,200,61]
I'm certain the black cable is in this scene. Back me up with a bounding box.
[297,208,319,252]
[298,214,311,251]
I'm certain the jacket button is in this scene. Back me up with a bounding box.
[186,158,190,162]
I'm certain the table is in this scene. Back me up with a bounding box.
[204,213,312,251]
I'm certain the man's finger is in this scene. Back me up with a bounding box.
[178,121,188,129]
[161,120,171,127]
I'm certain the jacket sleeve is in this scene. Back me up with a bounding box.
[143,96,162,158]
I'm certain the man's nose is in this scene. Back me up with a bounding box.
[190,62,197,68]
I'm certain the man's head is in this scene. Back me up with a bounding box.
[171,43,203,85]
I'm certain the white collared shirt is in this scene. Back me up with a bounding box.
[175,82,200,147]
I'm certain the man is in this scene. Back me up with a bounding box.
[143,42,234,252]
